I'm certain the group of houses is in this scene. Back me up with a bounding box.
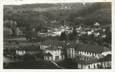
[75,22,109,39]
[77,54,111,69]
[37,25,72,37]
[4,20,111,69]
[40,40,65,61]
[66,41,111,69]
[4,38,111,69]
[39,39,111,69]
[6,38,111,69]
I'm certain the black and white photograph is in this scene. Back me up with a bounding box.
[2,0,112,70]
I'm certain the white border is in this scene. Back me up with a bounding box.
[0,0,114,72]
[1,0,112,5]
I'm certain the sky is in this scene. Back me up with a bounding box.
[2,0,111,5]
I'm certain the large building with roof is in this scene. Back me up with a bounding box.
[40,40,65,61]
[66,42,111,69]
[40,39,65,50]
[78,54,111,69]
[66,43,111,61]
[15,45,42,56]
[43,46,65,61]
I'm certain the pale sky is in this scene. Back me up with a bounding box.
[2,0,111,5]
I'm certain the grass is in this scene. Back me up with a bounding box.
[4,60,59,69]
[56,59,78,69]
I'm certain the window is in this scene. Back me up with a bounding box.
[55,56,59,61]
[88,66,90,69]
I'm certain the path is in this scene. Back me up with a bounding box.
[50,61,64,69]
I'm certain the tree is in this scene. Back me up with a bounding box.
[23,54,35,61]
[69,29,77,40]
[11,13,49,40]
[59,31,68,41]
[4,20,17,37]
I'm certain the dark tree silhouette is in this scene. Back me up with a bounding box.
[69,29,77,40]
[59,31,68,41]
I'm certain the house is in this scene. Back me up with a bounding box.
[67,43,110,61]
[78,61,111,69]
[40,40,65,61]
[66,40,79,59]
[44,53,52,61]
[66,42,111,69]
[16,45,42,56]
[15,27,24,36]
[101,47,111,56]
[78,54,111,69]
[43,46,65,61]
[94,22,100,27]
[40,40,65,50]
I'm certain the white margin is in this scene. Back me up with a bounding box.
[0,0,114,72]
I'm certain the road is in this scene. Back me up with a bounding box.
[50,61,64,69]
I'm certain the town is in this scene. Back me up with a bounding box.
[3,2,111,69]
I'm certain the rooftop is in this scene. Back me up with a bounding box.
[44,53,52,56]
[75,44,105,53]
[44,45,62,50]
[17,45,41,51]
[66,41,110,53]
[99,54,111,62]
[41,39,65,46]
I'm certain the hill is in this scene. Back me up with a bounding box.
[4,2,111,28]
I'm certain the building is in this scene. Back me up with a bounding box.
[43,46,65,61]
[44,53,52,61]
[40,40,65,61]
[16,45,42,56]
[67,43,110,61]
[66,42,111,69]
[15,27,24,36]
[40,40,65,50]
[101,47,111,56]
[78,54,111,69]
[78,61,111,69]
